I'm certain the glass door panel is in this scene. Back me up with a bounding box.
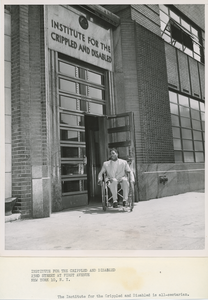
[60,130,85,142]
[58,54,107,207]
[61,163,87,176]
[61,146,86,159]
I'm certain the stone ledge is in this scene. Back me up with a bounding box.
[5,213,21,223]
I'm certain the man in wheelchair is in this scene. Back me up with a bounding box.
[98,148,135,208]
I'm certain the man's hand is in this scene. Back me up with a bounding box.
[97,180,102,185]
[130,181,134,189]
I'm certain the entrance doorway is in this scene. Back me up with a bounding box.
[85,112,137,204]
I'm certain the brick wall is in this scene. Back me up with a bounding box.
[11,6,32,217]
[103,5,130,15]
[113,6,131,19]
[113,20,175,165]
[135,23,174,163]
[105,5,161,36]
[5,8,12,199]
[11,5,49,218]
[29,6,43,168]
[118,21,143,163]
[131,5,161,36]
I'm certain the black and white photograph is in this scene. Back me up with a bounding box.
[3,2,206,252]
[1,1,207,299]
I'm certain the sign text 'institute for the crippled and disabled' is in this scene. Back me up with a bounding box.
[47,6,113,71]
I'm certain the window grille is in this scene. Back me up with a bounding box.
[159,5,204,63]
[169,91,205,163]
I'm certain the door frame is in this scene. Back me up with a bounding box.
[84,114,108,203]
[85,112,139,204]
[107,112,139,202]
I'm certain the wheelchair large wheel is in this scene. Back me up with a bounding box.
[101,182,106,211]
[129,184,134,212]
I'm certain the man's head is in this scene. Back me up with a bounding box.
[110,148,118,161]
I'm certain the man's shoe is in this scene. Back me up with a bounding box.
[113,202,118,208]
[123,201,126,207]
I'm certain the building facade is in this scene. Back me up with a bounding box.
[4,5,205,218]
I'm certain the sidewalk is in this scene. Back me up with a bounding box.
[4,191,205,251]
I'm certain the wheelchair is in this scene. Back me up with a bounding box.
[100,173,134,212]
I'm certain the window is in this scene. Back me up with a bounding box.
[159,5,204,63]
[58,54,107,196]
[169,91,205,163]
[58,60,105,100]
[60,130,85,142]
